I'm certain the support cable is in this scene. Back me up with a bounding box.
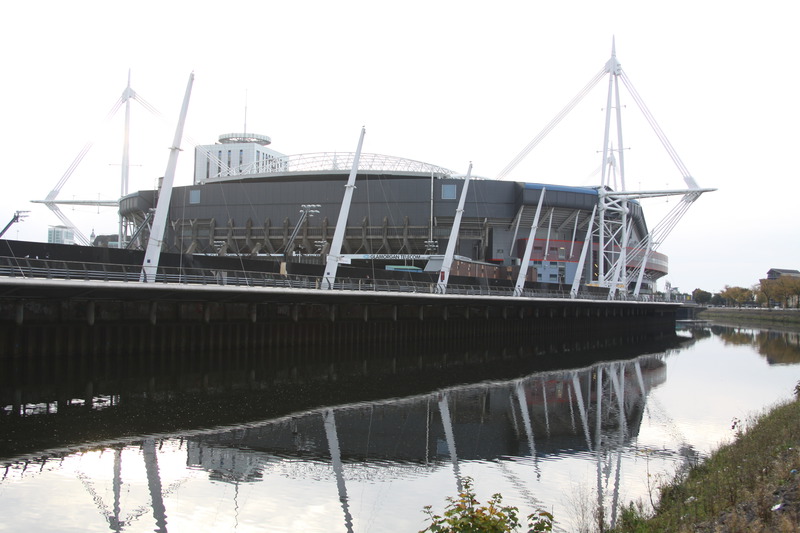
[46,95,126,200]
[619,71,698,188]
[495,67,607,181]
[46,204,91,246]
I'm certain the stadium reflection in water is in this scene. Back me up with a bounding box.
[2,325,800,532]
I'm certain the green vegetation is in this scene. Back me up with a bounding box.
[719,285,755,307]
[691,288,712,305]
[420,477,554,532]
[691,276,800,309]
[759,276,800,309]
[418,383,800,533]
[698,307,800,328]
[610,390,800,532]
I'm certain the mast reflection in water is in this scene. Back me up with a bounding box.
[2,325,800,532]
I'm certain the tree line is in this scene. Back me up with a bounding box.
[692,276,800,308]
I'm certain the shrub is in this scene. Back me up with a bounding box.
[419,476,554,532]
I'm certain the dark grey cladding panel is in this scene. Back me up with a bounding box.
[629,201,648,236]
[516,183,597,210]
[119,190,156,216]
[431,179,519,219]
[168,175,522,225]
[165,175,602,227]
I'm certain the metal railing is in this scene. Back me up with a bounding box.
[0,256,660,302]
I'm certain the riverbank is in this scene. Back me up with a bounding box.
[697,307,800,328]
[610,391,800,532]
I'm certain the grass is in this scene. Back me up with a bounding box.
[610,391,800,532]
[698,307,800,328]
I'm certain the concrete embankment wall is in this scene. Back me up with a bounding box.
[0,296,678,418]
[0,297,676,358]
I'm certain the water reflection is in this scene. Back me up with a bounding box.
[196,358,661,462]
[182,356,666,532]
[681,323,800,364]
[0,330,679,458]
[1,356,668,532]
[3,326,800,532]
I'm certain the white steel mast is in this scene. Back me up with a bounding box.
[141,72,194,282]
[322,127,366,290]
[598,40,631,299]
[494,39,714,299]
[436,163,472,294]
[596,39,716,298]
[514,188,546,296]
[32,72,165,247]
[570,205,597,298]
[118,70,133,249]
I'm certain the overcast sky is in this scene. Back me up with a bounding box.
[1,1,797,294]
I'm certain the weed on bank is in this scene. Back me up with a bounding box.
[612,388,800,532]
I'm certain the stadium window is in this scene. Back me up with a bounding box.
[442,184,457,200]
[189,189,201,204]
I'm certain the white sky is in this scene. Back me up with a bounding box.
[1,1,798,294]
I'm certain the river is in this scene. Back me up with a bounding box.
[2,323,799,532]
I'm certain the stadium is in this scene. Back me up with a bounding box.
[37,44,711,298]
[117,131,668,295]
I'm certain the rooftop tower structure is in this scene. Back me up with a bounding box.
[193,133,287,184]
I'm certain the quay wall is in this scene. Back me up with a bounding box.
[0,289,677,359]
[0,282,678,431]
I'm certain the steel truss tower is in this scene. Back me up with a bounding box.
[497,39,715,299]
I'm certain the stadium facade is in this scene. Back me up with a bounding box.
[119,132,667,292]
